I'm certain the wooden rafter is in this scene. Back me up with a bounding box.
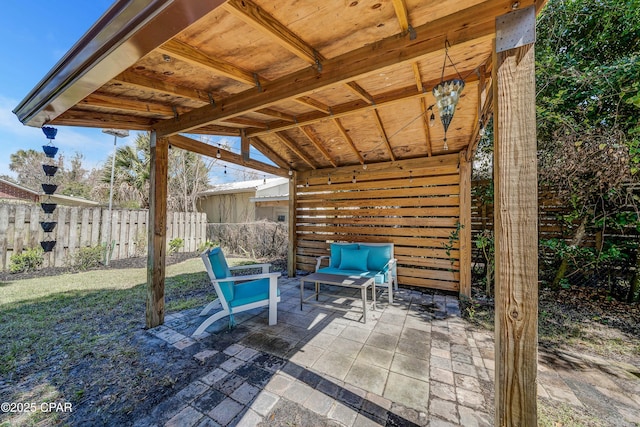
[372,110,396,161]
[250,136,291,169]
[273,132,317,169]
[345,82,374,104]
[80,93,175,117]
[300,126,338,167]
[332,118,364,165]
[392,0,410,32]
[293,97,331,114]
[153,0,501,137]
[51,109,153,130]
[224,0,321,65]
[248,71,480,137]
[113,71,210,104]
[223,117,269,129]
[167,134,288,177]
[157,39,256,86]
[257,108,296,122]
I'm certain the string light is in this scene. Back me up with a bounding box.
[327,174,331,185]
[216,147,221,159]
[305,178,309,187]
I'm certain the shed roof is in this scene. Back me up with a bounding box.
[13,0,544,174]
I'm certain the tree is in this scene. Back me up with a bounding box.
[96,132,214,210]
[168,148,213,212]
[535,0,640,291]
[9,149,59,191]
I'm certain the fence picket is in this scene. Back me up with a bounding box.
[0,203,206,271]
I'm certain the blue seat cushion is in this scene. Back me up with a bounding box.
[339,248,369,271]
[330,243,358,268]
[229,278,280,308]
[317,267,389,285]
[208,248,234,301]
[359,244,392,271]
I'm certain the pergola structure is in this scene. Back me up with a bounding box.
[14,0,546,424]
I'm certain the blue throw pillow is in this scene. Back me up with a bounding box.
[339,248,369,271]
[360,244,392,271]
[330,243,358,268]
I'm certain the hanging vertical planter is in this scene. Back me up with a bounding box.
[40,126,58,254]
[40,221,57,233]
[41,183,58,195]
[42,164,58,176]
[40,240,57,252]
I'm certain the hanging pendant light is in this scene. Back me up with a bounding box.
[432,40,465,151]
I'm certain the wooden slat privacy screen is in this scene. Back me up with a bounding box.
[295,154,464,292]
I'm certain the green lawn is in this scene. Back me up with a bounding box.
[0,256,255,426]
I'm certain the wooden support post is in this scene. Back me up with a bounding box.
[146,131,168,329]
[493,7,538,426]
[459,150,472,299]
[287,173,297,277]
[241,129,250,161]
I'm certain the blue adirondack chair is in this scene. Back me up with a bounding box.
[193,247,281,336]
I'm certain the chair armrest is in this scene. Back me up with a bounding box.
[315,256,330,271]
[230,263,271,274]
[213,271,281,283]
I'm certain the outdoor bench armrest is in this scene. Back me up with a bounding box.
[315,255,330,271]
[230,263,271,274]
[213,272,282,283]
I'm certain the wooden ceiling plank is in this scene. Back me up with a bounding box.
[372,109,396,161]
[250,136,291,169]
[113,71,210,104]
[167,134,288,177]
[273,132,317,169]
[157,39,256,86]
[224,0,322,64]
[332,118,364,164]
[300,126,338,167]
[152,0,512,137]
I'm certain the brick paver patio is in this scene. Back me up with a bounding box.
[138,277,640,426]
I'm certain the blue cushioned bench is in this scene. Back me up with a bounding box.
[315,242,397,303]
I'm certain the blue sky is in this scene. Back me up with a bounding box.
[0,1,263,184]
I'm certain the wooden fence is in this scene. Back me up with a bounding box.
[0,202,207,270]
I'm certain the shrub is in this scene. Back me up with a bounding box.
[9,247,44,273]
[168,237,184,254]
[197,240,219,252]
[73,245,104,271]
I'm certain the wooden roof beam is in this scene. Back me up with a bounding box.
[223,117,269,129]
[293,97,332,114]
[250,136,291,169]
[167,134,288,177]
[224,0,321,65]
[273,132,317,169]
[372,110,396,161]
[153,0,517,136]
[248,70,480,137]
[332,118,365,165]
[157,39,256,86]
[300,126,338,167]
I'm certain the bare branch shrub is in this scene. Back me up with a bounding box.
[206,220,287,259]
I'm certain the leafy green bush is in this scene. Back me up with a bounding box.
[168,238,184,254]
[73,245,104,271]
[9,247,44,273]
